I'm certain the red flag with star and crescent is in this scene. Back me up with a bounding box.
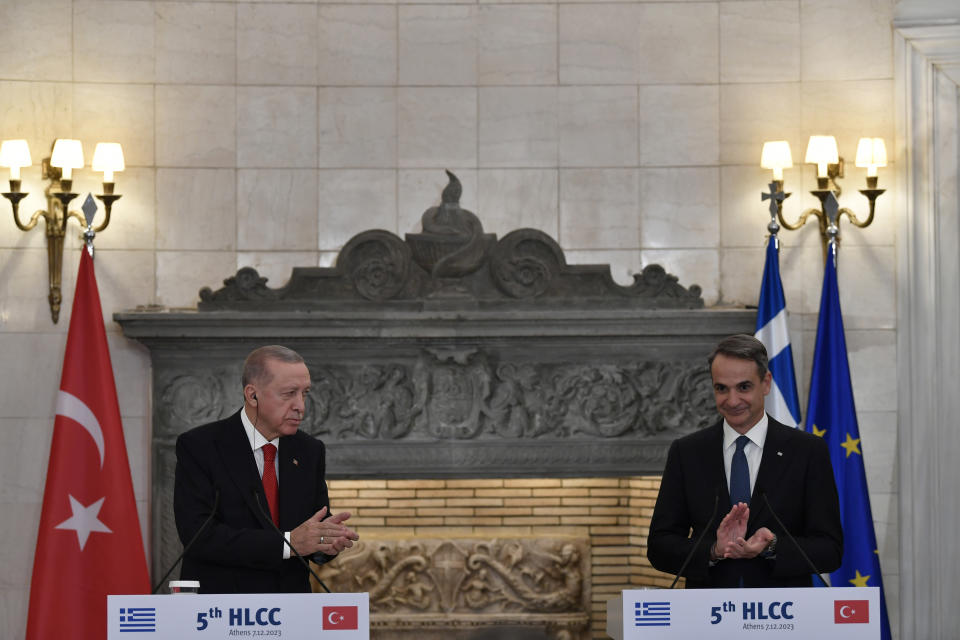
[26,249,149,640]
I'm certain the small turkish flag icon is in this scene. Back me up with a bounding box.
[322,605,359,630]
[834,600,869,624]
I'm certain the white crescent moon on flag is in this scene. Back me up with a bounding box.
[55,390,105,469]
[840,605,852,618]
[328,612,341,625]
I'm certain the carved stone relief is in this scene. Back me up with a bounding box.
[316,537,590,640]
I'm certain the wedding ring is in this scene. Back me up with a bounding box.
[320,536,325,544]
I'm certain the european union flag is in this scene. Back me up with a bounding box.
[755,234,801,427]
[805,244,891,640]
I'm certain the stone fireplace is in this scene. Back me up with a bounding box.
[115,172,753,639]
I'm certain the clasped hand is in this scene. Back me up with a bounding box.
[290,507,359,556]
[712,502,774,560]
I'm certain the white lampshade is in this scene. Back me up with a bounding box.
[92,142,125,182]
[804,135,839,178]
[760,141,793,181]
[50,139,84,180]
[855,138,887,177]
[0,139,32,180]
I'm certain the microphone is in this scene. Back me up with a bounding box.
[152,488,220,594]
[251,488,332,593]
[669,487,720,589]
[758,490,829,587]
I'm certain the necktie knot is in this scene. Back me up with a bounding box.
[735,435,750,453]
[262,443,277,463]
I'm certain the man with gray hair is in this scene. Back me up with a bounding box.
[174,345,358,593]
[647,334,842,588]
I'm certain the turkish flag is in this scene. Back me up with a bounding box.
[834,600,870,624]
[26,249,150,640]
[322,605,359,630]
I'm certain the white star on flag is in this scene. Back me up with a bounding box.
[55,495,112,550]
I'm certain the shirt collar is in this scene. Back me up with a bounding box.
[240,406,280,452]
[722,412,769,451]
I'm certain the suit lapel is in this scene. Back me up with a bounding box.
[706,422,731,506]
[750,417,789,527]
[277,436,303,529]
[215,412,274,529]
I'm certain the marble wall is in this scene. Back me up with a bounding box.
[0,0,901,638]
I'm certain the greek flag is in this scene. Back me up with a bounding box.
[754,236,801,427]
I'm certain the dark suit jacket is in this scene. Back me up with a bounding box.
[173,410,331,593]
[647,416,842,588]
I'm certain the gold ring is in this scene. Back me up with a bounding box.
[320,536,325,544]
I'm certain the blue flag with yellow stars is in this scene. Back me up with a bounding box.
[805,244,891,640]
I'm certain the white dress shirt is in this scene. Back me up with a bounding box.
[240,407,291,559]
[721,413,768,500]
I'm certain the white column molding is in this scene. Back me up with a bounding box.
[894,22,960,640]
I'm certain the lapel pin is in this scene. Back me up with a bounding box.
[777,451,783,457]
[293,458,299,466]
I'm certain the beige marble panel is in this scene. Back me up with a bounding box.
[238,3,318,85]
[800,0,894,81]
[0,332,67,416]
[0,419,53,501]
[0,0,72,81]
[800,79,895,165]
[720,83,802,165]
[640,167,719,249]
[845,329,897,412]
[720,165,782,249]
[477,169,559,239]
[237,87,318,168]
[479,87,558,168]
[317,169,398,250]
[0,249,75,333]
[559,168,639,249]
[156,1,236,85]
[236,251,320,289]
[73,83,154,168]
[93,251,156,334]
[0,82,72,172]
[478,5,557,85]
[636,3,719,84]
[156,250,236,308]
[639,84,719,167]
[156,85,236,167]
[558,86,637,167]
[398,88,477,168]
[399,5,477,86]
[237,169,319,251]
[318,88,397,168]
[156,169,236,251]
[800,245,896,330]
[559,4,640,85]
[318,5,398,86]
[563,249,641,286]
[719,245,805,310]
[0,503,44,594]
[398,169,479,234]
[73,1,155,83]
[640,248,719,306]
[104,333,151,418]
[720,1,800,83]
[79,166,155,251]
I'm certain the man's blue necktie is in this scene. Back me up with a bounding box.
[730,435,751,505]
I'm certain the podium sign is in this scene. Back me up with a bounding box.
[609,587,879,639]
[107,593,369,639]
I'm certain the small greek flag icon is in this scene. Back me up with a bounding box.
[634,601,670,627]
[119,607,157,633]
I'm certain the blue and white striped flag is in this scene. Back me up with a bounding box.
[754,236,802,427]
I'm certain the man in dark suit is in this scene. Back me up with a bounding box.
[647,334,842,588]
[174,345,359,593]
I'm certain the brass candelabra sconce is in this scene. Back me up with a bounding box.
[759,135,886,262]
[0,138,124,323]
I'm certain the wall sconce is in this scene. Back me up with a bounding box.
[759,135,886,261]
[1,138,124,323]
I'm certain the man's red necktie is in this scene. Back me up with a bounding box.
[261,444,280,526]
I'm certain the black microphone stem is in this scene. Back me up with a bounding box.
[760,491,829,587]
[252,490,332,593]
[669,490,720,589]
[152,489,220,594]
